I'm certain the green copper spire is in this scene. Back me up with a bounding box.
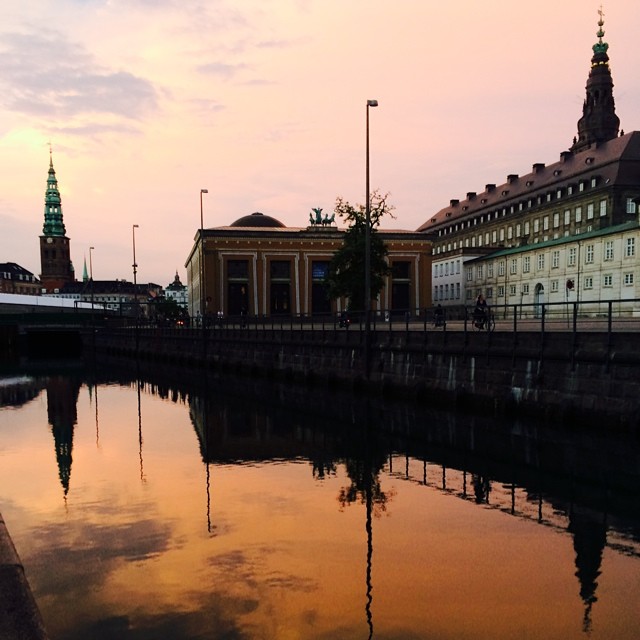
[570,7,620,153]
[42,149,66,237]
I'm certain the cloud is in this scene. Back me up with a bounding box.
[196,61,248,79]
[0,30,157,120]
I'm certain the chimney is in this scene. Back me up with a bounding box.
[532,163,545,173]
[450,199,459,207]
[485,184,496,193]
[560,151,572,163]
[507,174,519,184]
[467,192,477,200]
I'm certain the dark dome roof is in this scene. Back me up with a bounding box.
[230,212,285,228]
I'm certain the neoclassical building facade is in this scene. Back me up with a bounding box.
[185,212,431,319]
[419,11,640,314]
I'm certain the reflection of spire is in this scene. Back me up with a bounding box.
[568,508,607,633]
[46,377,80,496]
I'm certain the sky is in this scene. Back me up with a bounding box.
[1,0,639,286]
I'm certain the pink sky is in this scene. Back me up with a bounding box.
[1,1,639,286]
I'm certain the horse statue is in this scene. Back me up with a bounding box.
[322,212,335,226]
[312,207,323,225]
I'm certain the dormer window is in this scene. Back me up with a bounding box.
[553,169,562,176]
[585,157,595,165]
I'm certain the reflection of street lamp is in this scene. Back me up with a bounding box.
[364,99,378,378]
[200,189,209,320]
[132,224,139,316]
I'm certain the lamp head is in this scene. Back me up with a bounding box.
[367,99,378,107]
[201,189,209,194]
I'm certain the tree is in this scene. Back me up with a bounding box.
[325,191,394,312]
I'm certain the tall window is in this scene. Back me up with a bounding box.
[523,256,531,273]
[498,260,505,276]
[603,274,613,287]
[624,273,634,285]
[585,244,594,264]
[510,259,517,275]
[564,209,571,225]
[552,251,560,269]
[600,200,607,217]
[626,237,636,257]
[584,276,593,289]
[537,254,545,270]
[626,198,637,214]
[568,247,577,266]
[575,206,582,223]
[604,240,614,261]
[587,203,594,220]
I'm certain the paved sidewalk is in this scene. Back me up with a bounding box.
[0,513,49,640]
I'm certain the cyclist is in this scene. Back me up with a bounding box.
[473,294,488,329]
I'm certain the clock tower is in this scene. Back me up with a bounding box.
[39,150,74,292]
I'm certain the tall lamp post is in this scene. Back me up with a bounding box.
[89,246,95,311]
[132,224,139,318]
[364,99,378,378]
[200,189,209,322]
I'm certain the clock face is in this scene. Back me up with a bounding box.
[47,238,53,244]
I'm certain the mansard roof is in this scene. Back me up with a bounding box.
[417,131,640,234]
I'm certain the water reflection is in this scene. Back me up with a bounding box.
[0,361,638,639]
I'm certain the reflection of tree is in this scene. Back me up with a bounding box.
[312,456,337,481]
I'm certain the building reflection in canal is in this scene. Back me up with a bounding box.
[0,364,638,639]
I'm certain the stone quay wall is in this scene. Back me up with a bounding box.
[87,326,640,431]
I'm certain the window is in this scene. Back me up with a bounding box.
[445,262,449,276]
[498,260,505,276]
[523,256,531,273]
[537,254,545,270]
[533,219,540,233]
[456,283,461,299]
[587,203,594,220]
[510,259,517,275]
[476,265,483,279]
[507,226,513,240]
[584,276,593,289]
[524,221,530,235]
[466,268,472,282]
[509,285,517,296]
[624,273,634,286]
[543,216,549,231]
[492,230,497,243]
[466,289,473,301]
[604,240,614,261]
[626,198,637,214]
[600,200,607,217]
[522,284,530,294]
[553,212,560,228]
[552,250,560,268]
[564,209,571,225]
[575,206,582,223]
[498,285,505,297]
[486,287,493,299]
[487,263,494,278]
[585,245,594,264]
[603,274,613,287]
[551,280,559,292]
[626,237,636,258]
[568,247,577,266]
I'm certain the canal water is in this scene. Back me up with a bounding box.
[0,360,638,640]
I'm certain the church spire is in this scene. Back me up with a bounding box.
[570,7,620,153]
[42,147,66,237]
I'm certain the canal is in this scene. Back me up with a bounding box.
[0,359,638,640]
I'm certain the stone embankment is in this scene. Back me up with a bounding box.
[88,326,640,430]
[0,513,49,640]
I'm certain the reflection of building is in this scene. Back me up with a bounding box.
[185,211,431,318]
[0,263,41,295]
[46,376,81,495]
[419,12,640,312]
[39,151,75,293]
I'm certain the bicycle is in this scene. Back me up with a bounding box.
[472,308,495,332]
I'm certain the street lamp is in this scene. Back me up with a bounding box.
[364,99,378,378]
[200,189,209,321]
[89,246,95,311]
[132,224,139,315]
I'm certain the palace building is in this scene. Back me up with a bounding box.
[419,11,640,313]
[185,211,431,320]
